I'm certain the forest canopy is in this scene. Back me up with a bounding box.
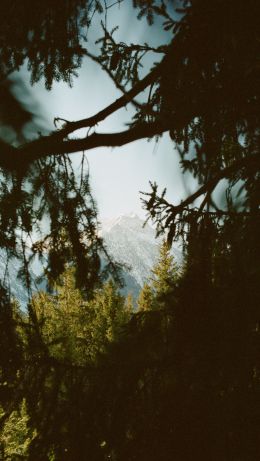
[0,1,259,460]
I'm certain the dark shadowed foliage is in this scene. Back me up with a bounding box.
[0,1,259,460]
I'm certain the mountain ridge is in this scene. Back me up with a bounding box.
[0,214,181,307]
[101,214,181,298]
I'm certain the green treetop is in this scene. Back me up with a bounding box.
[137,282,155,312]
[88,280,130,357]
[31,270,130,365]
[138,241,179,311]
[150,241,179,297]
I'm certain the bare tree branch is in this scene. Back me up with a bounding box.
[51,64,160,139]
[0,121,166,171]
[0,63,163,171]
[85,50,143,110]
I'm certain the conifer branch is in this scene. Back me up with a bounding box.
[50,65,160,139]
[0,121,166,171]
[0,65,162,172]
[145,154,260,230]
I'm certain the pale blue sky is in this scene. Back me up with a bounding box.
[15,2,191,220]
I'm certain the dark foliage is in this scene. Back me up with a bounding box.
[0,1,259,460]
[0,0,98,88]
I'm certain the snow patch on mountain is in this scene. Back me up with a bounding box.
[0,214,182,307]
[101,214,181,295]
[102,214,159,287]
[0,250,31,307]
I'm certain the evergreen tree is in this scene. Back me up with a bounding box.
[88,280,130,357]
[31,269,130,365]
[138,241,179,311]
[11,271,131,460]
[124,293,134,314]
[150,241,179,299]
[31,268,89,365]
[137,282,154,312]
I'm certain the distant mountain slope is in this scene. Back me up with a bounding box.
[0,215,182,307]
[101,214,181,298]
[0,250,31,307]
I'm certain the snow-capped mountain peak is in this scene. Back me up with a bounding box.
[101,214,182,296]
[101,214,160,289]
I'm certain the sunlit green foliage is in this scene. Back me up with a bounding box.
[150,241,178,297]
[0,230,259,460]
[31,269,130,365]
[0,399,36,460]
[138,241,179,311]
[137,282,154,311]
[0,270,130,460]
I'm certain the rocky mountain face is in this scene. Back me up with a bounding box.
[0,215,181,307]
[0,250,31,307]
[101,214,181,299]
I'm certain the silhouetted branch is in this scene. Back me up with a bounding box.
[85,50,143,110]
[174,155,260,211]
[50,65,160,139]
[144,154,260,234]
[0,65,162,172]
[0,121,166,171]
